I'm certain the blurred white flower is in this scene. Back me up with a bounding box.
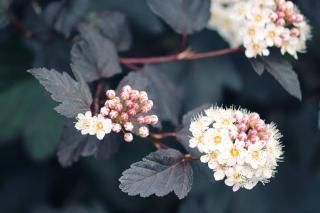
[207,0,311,59]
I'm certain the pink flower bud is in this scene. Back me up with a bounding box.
[249,113,260,121]
[115,104,123,112]
[150,115,159,125]
[295,14,303,23]
[276,18,285,26]
[106,90,116,99]
[121,113,129,122]
[237,132,247,141]
[287,14,296,23]
[100,107,110,116]
[112,123,122,133]
[106,100,116,109]
[285,1,294,11]
[255,121,266,132]
[124,133,133,142]
[128,109,136,116]
[290,28,300,37]
[125,100,134,108]
[146,100,154,108]
[277,11,285,19]
[240,114,249,124]
[260,134,270,141]
[249,134,259,143]
[143,116,152,124]
[132,103,140,110]
[122,85,132,93]
[249,129,258,136]
[139,91,148,99]
[140,106,150,113]
[121,91,130,100]
[136,116,145,124]
[269,12,278,22]
[109,110,119,119]
[130,90,140,101]
[278,5,286,12]
[139,126,149,138]
[238,123,248,132]
[124,122,134,131]
[139,96,148,104]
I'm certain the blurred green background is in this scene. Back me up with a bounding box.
[0,0,320,212]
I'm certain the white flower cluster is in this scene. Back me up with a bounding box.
[189,106,283,191]
[208,0,311,59]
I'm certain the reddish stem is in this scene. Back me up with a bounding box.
[93,79,104,115]
[119,47,241,64]
[150,132,177,139]
[8,12,34,38]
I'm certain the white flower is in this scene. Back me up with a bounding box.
[203,128,233,151]
[244,40,270,58]
[213,109,237,130]
[245,143,267,169]
[75,111,93,135]
[246,8,270,26]
[90,115,113,140]
[243,24,265,44]
[280,36,300,59]
[265,23,283,47]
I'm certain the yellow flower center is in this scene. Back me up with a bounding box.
[231,148,240,157]
[209,151,217,159]
[96,122,104,130]
[252,151,260,159]
[233,173,242,181]
[83,120,90,128]
[248,28,256,36]
[253,43,261,51]
[254,14,262,22]
[214,135,222,144]
[269,31,276,38]
[222,119,230,126]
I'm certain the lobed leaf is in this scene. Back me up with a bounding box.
[71,24,122,82]
[86,11,132,51]
[117,64,182,126]
[58,120,120,167]
[44,0,89,37]
[147,0,211,34]
[119,148,193,199]
[249,54,302,100]
[28,68,92,118]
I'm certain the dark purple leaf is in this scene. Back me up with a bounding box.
[117,64,182,126]
[119,148,193,199]
[147,0,210,34]
[57,120,121,167]
[44,0,89,37]
[28,68,92,118]
[86,11,132,51]
[71,24,122,82]
[249,54,302,100]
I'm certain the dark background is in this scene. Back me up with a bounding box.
[0,0,320,212]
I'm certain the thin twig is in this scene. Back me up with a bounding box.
[150,132,177,139]
[119,47,241,64]
[93,79,104,115]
